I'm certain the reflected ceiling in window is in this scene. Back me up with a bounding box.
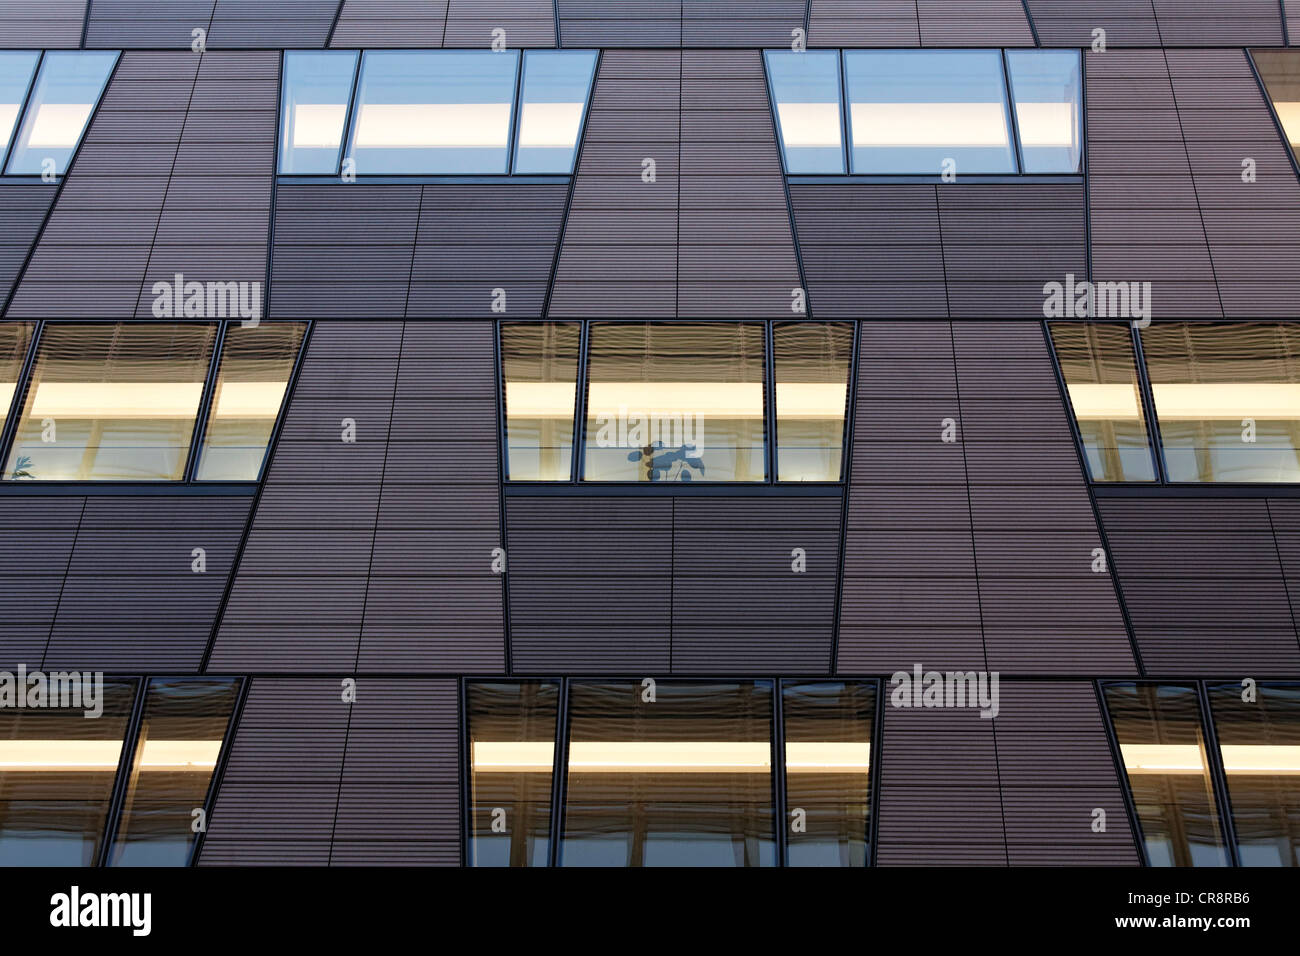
[4,50,117,178]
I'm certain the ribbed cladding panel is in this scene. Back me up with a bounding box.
[916,0,1035,46]
[43,496,250,673]
[1100,497,1300,675]
[269,184,420,318]
[206,0,339,47]
[134,51,278,318]
[1025,1,1161,46]
[1166,49,1300,316]
[444,0,556,47]
[507,496,673,673]
[0,183,57,312]
[788,185,948,318]
[1154,0,1284,45]
[839,322,985,673]
[557,1,683,47]
[1291,5,1300,44]
[995,682,1140,865]
[1086,50,1222,318]
[808,0,920,46]
[939,185,1087,319]
[7,52,201,319]
[210,322,403,673]
[681,1,807,47]
[678,51,800,317]
[330,680,460,865]
[0,497,83,673]
[548,51,680,318]
[953,322,1134,674]
[1270,499,1300,624]
[361,321,505,672]
[330,0,449,47]
[199,678,348,866]
[671,497,840,673]
[0,0,86,48]
[85,0,217,48]
[407,184,567,319]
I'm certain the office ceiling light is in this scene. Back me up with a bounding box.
[25,102,92,148]
[1014,101,1077,148]
[210,381,290,419]
[1152,383,1300,419]
[291,102,347,148]
[29,382,205,419]
[0,738,218,771]
[1066,383,1143,420]
[776,102,842,149]
[851,102,1009,147]
[353,103,511,148]
[1122,743,1300,774]
[474,741,869,774]
[517,102,584,149]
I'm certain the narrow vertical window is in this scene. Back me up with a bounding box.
[1103,683,1230,866]
[501,322,580,481]
[559,680,777,867]
[107,678,241,867]
[764,50,845,174]
[0,52,39,162]
[1049,322,1157,482]
[1006,50,1083,173]
[465,681,559,867]
[0,322,34,436]
[1251,49,1300,161]
[279,50,358,175]
[512,51,598,175]
[774,321,852,482]
[782,680,875,867]
[5,51,117,177]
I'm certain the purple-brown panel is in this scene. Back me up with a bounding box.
[556,0,683,47]
[1270,499,1300,626]
[0,183,58,313]
[0,1,86,48]
[916,0,1035,46]
[1153,0,1283,46]
[681,1,808,48]
[84,1,217,49]
[443,0,557,47]
[808,0,921,46]
[0,497,84,672]
[206,0,342,48]
[330,0,448,47]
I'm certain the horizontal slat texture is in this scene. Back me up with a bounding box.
[0,497,85,672]
[330,0,448,47]
[0,183,57,312]
[557,0,683,47]
[0,0,86,48]
[1029,0,1283,46]
[206,0,340,48]
[443,0,557,48]
[85,0,218,48]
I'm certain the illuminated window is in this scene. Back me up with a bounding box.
[1103,683,1230,867]
[513,51,597,175]
[465,681,560,867]
[0,322,34,436]
[194,322,307,482]
[501,322,580,481]
[1141,322,1300,483]
[1252,49,1300,160]
[107,678,241,867]
[582,323,767,483]
[5,51,117,177]
[0,680,137,866]
[1006,50,1082,173]
[0,52,39,163]
[782,680,875,867]
[1208,682,1300,867]
[774,322,852,482]
[559,681,777,867]
[278,50,357,175]
[1049,322,1157,482]
[764,50,845,174]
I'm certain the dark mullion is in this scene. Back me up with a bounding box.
[764,320,777,484]
[868,676,884,867]
[506,51,525,175]
[95,676,148,868]
[0,319,43,477]
[837,50,851,175]
[187,675,251,866]
[1197,681,1243,867]
[773,677,788,866]
[338,50,364,179]
[0,51,42,175]
[183,321,227,483]
[546,677,571,867]
[1001,49,1026,175]
[1130,322,1169,484]
[572,321,590,483]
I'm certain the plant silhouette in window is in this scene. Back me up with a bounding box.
[627,441,705,482]
[10,456,34,480]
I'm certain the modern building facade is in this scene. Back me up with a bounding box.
[0,1,1297,868]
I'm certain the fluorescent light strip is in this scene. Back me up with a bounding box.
[517,102,584,149]
[776,102,841,149]
[1121,743,1300,775]
[850,102,1009,148]
[291,102,347,148]
[353,103,511,149]
[25,102,92,148]
[473,741,870,774]
[0,739,220,772]
[1014,101,1076,148]
[1069,382,1300,421]
[506,382,846,420]
[1273,101,1300,146]
[0,103,18,141]
[29,382,204,419]
[210,381,289,419]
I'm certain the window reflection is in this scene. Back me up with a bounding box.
[279,50,357,175]
[764,50,845,174]
[466,681,559,867]
[5,51,117,177]
[501,322,580,481]
[1006,50,1082,173]
[0,51,39,161]
[513,51,597,175]
[0,322,34,436]
[774,322,851,481]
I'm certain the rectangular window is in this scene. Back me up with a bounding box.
[774,322,852,482]
[764,50,845,174]
[1252,49,1300,158]
[782,680,875,867]
[1006,50,1083,174]
[559,681,777,867]
[1049,322,1156,482]
[4,323,217,482]
[501,322,580,482]
[106,678,241,867]
[0,51,39,162]
[193,322,306,482]
[1208,682,1300,867]
[0,322,34,436]
[844,50,1016,175]
[582,323,767,483]
[1141,322,1300,483]
[0,680,137,866]
[513,50,597,175]
[1103,683,1230,867]
[279,50,358,175]
[5,51,117,177]
[465,681,560,867]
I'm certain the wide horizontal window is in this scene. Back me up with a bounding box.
[765,48,1081,177]
[3,51,117,178]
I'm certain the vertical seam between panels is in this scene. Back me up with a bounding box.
[934,186,951,317]
[403,188,424,317]
[326,677,357,866]
[1265,498,1300,656]
[40,496,89,669]
[81,0,94,47]
[1020,0,1040,46]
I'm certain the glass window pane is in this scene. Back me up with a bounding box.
[583,323,767,483]
[502,321,579,481]
[279,50,357,175]
[0,322,35,436]
[0,51,39,160]
[1103,682,1229,867]
[466,680,559,867]
[1141,322,1300,483]
[194,322,306,481]
[0,679,137,866]
[6,51,117,177]
[108,678,240,867]
[4,323,218,482]
[1252,49,1300,159]
[775,321,851,481]
[347,50,519,175]
[560,680,777,867]
[764,50,844,174]
[845,50,1016,175]
[513,50,597,175]
[1208,682,1300,867]
[782,680,875,867]
[1006,49,1082,173]
[1050,322,1156,482]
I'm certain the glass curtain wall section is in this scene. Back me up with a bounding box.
[1005,50,1083,173]
[773,322,852,482]
[0,52,39,162]
[4,51,118,177]
[764,50,845,174]
[501,322,580,481]
[278,50,358,175]
[0,322,34,436]
[513,51,598,174]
